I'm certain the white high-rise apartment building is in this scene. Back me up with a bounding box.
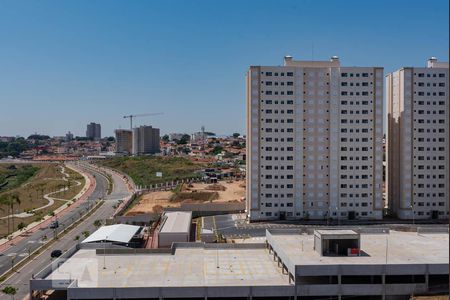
[386,57,449,220]
[246,56,383,221]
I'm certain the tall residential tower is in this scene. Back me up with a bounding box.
[86,122,101,140]
[246,56,383,221]
[132,125,160,155]
[386,57,449,220]
[115,129,133,154]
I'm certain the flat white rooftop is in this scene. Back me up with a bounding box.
[269,231,449,266]
[159,211,192,234]
[46,247,289,287]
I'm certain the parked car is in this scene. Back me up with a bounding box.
[50,249,62,258]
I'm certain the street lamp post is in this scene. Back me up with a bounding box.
[216,241,219,269]
[211,226,236,269]
[336,206,340,226]
[384,233,389,299]
[103,235,108,269]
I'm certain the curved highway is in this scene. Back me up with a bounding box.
[0,162,133,300]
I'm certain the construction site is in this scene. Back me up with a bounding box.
[126,179,246,216]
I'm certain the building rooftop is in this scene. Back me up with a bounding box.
[268,230,449,266]
[427,57,449,68]
[315,229,359,237]
[283,55,340,68]
[46,247,290,287]
[159,211,192,234]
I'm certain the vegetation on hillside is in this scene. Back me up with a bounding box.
[0,138,30,158]
[0,163,85,238]
[27,134,50,140]
[97,156,205,186]
[0,164,39,193]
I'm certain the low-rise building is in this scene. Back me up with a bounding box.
[157,211,192,247]
[30,228,448,299]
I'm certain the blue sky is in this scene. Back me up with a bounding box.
[0,0,448,137]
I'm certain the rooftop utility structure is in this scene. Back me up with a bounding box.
[123,112,163,130]
[157,211,192,247]
[313,229,360,256]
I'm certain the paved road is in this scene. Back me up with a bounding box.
[0,163,132,300]
[205,214,449,239]
[76,162,131,201]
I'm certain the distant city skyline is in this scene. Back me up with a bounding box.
[0,0,448,137]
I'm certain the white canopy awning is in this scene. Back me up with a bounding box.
[82,224,141,244]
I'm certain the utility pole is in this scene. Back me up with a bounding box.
[103,235,108,269]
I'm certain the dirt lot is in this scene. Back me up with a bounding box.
[411,297,449,300]
[126,180,245,216]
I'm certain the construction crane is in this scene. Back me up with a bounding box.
[123,112,164,130]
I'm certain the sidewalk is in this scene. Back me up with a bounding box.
[0,164,96,253]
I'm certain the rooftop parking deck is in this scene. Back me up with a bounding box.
[46,247,290,288]
[31,229,449,299]
[268,230,449,266]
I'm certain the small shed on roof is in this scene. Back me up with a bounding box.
[82,224,142,245]
[314,229,360,257]
[158,211,192,247]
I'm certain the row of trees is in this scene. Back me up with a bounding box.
[0,193,21,236]
[0,138,30,159]
[161,134,191,145]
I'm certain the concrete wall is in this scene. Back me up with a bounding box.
[158,232,189,248]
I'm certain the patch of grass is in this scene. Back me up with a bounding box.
[170,191,218,202]
[50,172,86,201]
[97,156,205,186]
[172,183,183,194]
[0,163,86,238]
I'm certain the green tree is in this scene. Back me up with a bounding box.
[2,286,18,300]
[212,146,223,155]
[5,193,21,235]
[82,231,90,238]
[17,222,26,231]
[177,134,190,145]
[0,195,10,236]
[27,134,50,140]
[93,219,102,228]
[232,133,240,138]
[161,135,169,142]
[11,193,20,211]
[0,137,30,159]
